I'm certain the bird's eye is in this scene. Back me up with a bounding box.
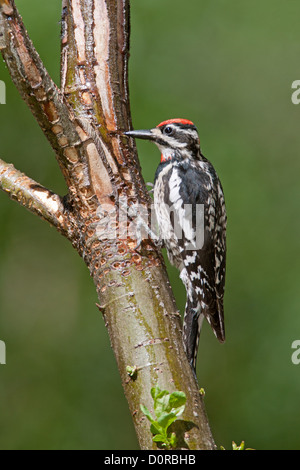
[164,126,173,135]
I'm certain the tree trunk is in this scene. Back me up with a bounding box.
[0,0,216,449]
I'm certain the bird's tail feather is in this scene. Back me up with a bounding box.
[183,297,225,373]
[182,300,204,372]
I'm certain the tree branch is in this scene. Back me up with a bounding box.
[0,158,71,234]
[0,0,110,205]
[0,1,75,177]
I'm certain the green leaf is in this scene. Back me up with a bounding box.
[151,387,170,417]
[140,404,154,424]
[150,422,163,436]
[169,432,177,448]
[152,434,167,443]
[168,391,186,413]
[157,411,178,430]
[141,385,187,450]
[151,385,166,405]
[151,385,161,401]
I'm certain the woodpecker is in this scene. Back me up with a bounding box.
[124,119,226,372]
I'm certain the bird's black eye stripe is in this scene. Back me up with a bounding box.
[163,126,173,135]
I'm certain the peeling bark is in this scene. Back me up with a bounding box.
[0,0,216,449]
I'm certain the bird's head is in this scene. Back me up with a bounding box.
[124,118,201,163]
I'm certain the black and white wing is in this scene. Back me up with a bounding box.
[168,160,226,366]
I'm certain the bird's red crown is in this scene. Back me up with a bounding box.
[157,118,195,128]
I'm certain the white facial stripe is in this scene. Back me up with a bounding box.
[155,135,187,150]
[153,125,199,147]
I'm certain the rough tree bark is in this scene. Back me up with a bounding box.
[0,0,216,450]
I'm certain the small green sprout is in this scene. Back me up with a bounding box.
[126,365,138,379]
[232,440,245,450]
[140,384,186,449]
[220,440,254,450]
[232,441,254,450]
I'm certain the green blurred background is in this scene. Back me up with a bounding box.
[0,0,300,450]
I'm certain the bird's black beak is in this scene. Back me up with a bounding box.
[124,129,155,141]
